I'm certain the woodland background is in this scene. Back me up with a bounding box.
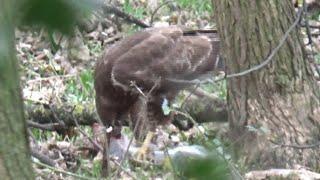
[0,0,320,179]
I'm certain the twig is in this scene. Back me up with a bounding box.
[300,23,320,29]
[270,140,320,149]
[101,130,110,177]
[245,169,320,179]
[104,33,123,44]
[163,141,179,179]
[28,129,57,167]
[227,161,245,180]
[171,109,209,137]
[70,106,115,176]
[146,77,161,98]
[26,74,76,84]
[70,107,134,178]
[33,160,95,180]
[116,79,161,175]
[101,3,150,28]
[49,104,66,129]
[219,7,303,78]
[191,88,221,101]
[70,110,103,151]
[172,109,198,126]
[112,158,135,179]
[150,0,173,25]
[130,78,161,99]
[130,81,147,98]
[303,0,313,45]
[309,40,320,78]
[30,148,57,167]
[166,8,304,84]
[27,120,62,131]
[27,128,38,144]
[302,0,320,78]
[180,83,200,109]
[115,102,144,176]
[166,77,214,85]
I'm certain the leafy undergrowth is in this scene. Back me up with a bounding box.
[19,1,232,179]
[18,0,320,179]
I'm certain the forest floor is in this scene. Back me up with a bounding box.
[17,0,320,179]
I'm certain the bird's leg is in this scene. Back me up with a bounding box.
[135,131,154,161]
[101,131,110,177]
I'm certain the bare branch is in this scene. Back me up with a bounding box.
[150,0,173,25]
[69,107,134,178]
[166,8,304,84]
[27,120,63,131]
[101,3,150,28]
[130,81,147,98]
[30,148,57,167]
[220,7,303,79]
[33,160,95,180]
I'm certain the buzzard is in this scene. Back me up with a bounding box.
[94,26,220,161]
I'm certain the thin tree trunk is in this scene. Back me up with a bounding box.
[0,0,34,179]
[213,0,320,169]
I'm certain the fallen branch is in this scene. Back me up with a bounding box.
[245,169,320,180]
[150,0,173,25]
[33,160,95,180]
[103,33,123,44]
[25,90,227,132]
[101,3,150,28]
[27,120,63,131]
[25,101,98,127]
[31,148,57,167]
[270,140,320,149]
[175,91,227,124]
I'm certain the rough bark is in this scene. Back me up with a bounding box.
[0,0,34,179]
[213,0,320,169]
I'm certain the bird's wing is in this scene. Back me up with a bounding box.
[155,34,220,80]
[110,27,219,91]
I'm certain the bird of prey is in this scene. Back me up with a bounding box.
[94,26,220,162]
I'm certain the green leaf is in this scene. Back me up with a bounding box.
[178,154,230,180]
[20,0,94,34]
[79,70,94,93]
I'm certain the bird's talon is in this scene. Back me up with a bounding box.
[134,146,149,162]
[133,131,154,163]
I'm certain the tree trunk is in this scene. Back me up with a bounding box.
[0,0,34,179]
[213,0,320,169]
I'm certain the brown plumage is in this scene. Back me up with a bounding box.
[94,26,220,141]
